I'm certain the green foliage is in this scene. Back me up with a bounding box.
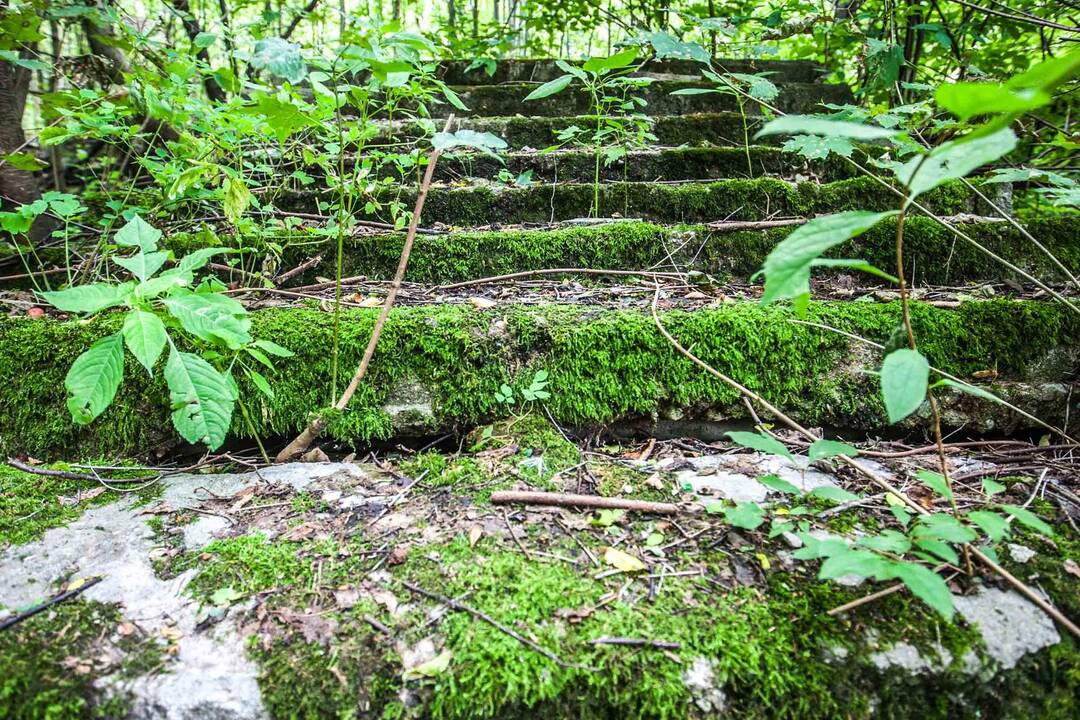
[36,216,291,450]
[879,348,930,423]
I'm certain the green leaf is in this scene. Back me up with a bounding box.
[114,250,169,281]
[982,478,1006,497]
[998,504,1054,537]
[250,37,306,84]
[723,502,766,530]
[39,282,133,314]
[193,32,217,48]
[122,310,168,374]
[759,474,802,495]
[582,47,638,74]
[524,74,573,101]
[643,32,711,62]
[894,127,1017,204]
[240,92,318,143]
[432,129,507,153]
[2,151,46,171]
[163,291,252,349]
[439,84,469,111]
[935,82,1050,122]
[724,430,793,460]
[880,348,929,423]
[164,349,235,450]
[760,211,897,306]
[857,529,911,554]
[114,215,161,252]
[810,485,860,504]
[966,510,1009,543]
[915,513,977,544]
[915,469,953,502]
[178,247,234,273]
[819,549,890,581]
[1005,48,1080,95]
[914,538,960,565]
[782,134,854,160]
[808,439,860,462]
[253,339,294,357]
[223,176,251,226]
[895,563,955,620]
[670,88,716,96]
[135,269,193,299]
[755,115,904,140]
[65,333,124,425]
[245,367,274,400]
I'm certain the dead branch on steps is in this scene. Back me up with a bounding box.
[491,490,680,515]
[274,116,454,463]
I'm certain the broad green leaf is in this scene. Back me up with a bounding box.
[810,485,861,504]
[194,31,217,48]
[915,469,953,502]
[895,563,955,620]
[135,269,192,299]
[936,378,1005,407]
[760,210,897,306]
[39,282,133,314]
[3,151,46,171]
[114,215,161,252]
[914,538,960,565]
[555,60,588,81]
[1006,48,1080,94]
[65,333,124,424]
[524,74,573,101]
[114,250,168,281]
[966,510,1009,543]
[880,348,929,423]
[894,127,1017,204]
[982,478,1006,497]
[935,82,1050,121]
[759,474,802,495]
[643,32,710,62]
[915,513,977,543]
[440,84,469,111]
[755,115,904,140]
[164,349,234,450]
[432,129,507,153]
[857,529,911,554]
[999,504,1054,537]
[670,88,716,96]
[240,92,318,143]
[724,430,793,460]
[178,247,234,273]
[250,37,306,84]
[223,177,251,225]
[729,73,778,102]
[792,532,850,560]
[808,439,860,462]
[164,291,252,349]
[819,549,890,581]
[122,310,168,374]
[782,134,854,160]
[582,47,638,74]
[724,502,766,530]
[253,339,294,357]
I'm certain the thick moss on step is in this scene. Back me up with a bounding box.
[436,81,852,117]
[436,57,828,85]
[284,215,1077,287]
[280,176,987,226]
[436,145,856,183]
[0,300,1076,459]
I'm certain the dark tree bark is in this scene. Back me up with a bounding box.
[0,52,38,209]
[170,0,227,101]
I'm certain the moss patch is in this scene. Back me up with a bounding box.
[0,464,122,547]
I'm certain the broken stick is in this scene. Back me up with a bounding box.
[491,490,680,515]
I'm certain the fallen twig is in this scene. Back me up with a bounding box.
[0,576,103,631]
[400,580,589,669]
[6,457,157,485]
[587,636,681,650]
[491,490,680,515]
[706,217,805,232]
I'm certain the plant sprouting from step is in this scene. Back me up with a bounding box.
[36,215,293,451]
[494,369,551,407]
[711,430,1056,619]
[522,47,656,216]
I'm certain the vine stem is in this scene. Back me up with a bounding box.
[649,284,1080,639]
[274,116,455,463]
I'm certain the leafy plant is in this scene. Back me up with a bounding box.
[37,216,292,451]
[492,369,551,406]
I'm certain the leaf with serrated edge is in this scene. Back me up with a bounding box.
[114,215,161,252]
[122,310,168,374]
[724,430,793,460]
[115,250,168,281]
[39,282,133,314]
[65,333,124,424]
[164,349,234,449]
[895,563,955,620]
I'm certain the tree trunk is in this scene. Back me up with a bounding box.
[0,54,38,208]
[170,0,227,101]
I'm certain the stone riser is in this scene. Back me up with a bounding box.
[1,300,1075,459]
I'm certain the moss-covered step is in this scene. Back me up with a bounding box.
[397,112,777,149]
[2,455,1077,720]
[436,57,830,85]
[279,177,998,227]
[435,145,857,183]
[210,215,1075,288]
[2,300,1076,459]
[437,81,852,117]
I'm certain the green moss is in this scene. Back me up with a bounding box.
[279,176,982,226]
[183,533,313,601]
[0,464,122,547]
[1,300,1076,459]
[439,81,852,118]
[0,600,162,720]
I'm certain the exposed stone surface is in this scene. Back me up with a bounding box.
[668,452,840,503]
